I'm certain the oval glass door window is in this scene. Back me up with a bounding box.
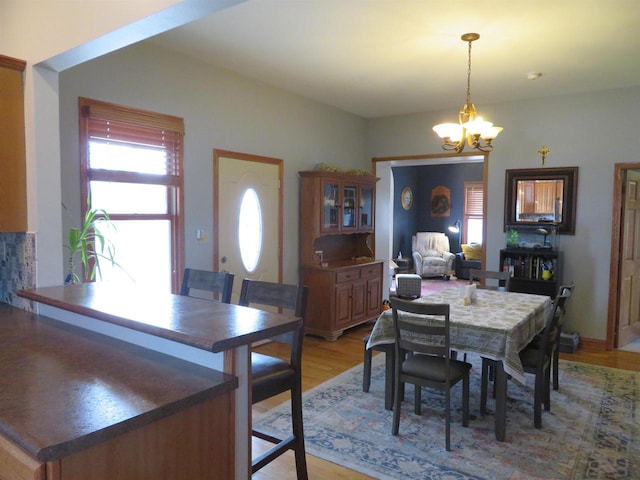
[238,187,263,273]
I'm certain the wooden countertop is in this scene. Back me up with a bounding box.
[302,258,383,271]
[19,283,301,352]
[0,302,237,462]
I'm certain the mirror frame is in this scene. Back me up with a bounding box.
[504,166,578,234]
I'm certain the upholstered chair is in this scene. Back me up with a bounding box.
[412,232,455,278]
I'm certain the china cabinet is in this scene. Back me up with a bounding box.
[317,174,374,235]
[0,55,27,232]
[299,170,382,340]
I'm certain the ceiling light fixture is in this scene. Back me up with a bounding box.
[433,33,503,153]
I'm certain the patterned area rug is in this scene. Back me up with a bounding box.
[255,353,638,479]
[421,278,468,297]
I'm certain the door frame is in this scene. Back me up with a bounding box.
[606,162,640,349]
[213,149,284,285]
[372,151,489,283]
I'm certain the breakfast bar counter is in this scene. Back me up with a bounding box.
[18,283,303,479]
[0,302,237,479]
[18,283,299,353]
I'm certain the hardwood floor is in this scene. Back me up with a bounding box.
[252,321,640,480]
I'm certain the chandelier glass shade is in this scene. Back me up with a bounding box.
[433,33,503,153]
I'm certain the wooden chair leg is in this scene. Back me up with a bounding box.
[391,373,402,435]
[462,373,470,427]
[534,370,543,429]
[363,343,372,392]
[445,389,451,451]
[291,378,308,480]
[553,349,560,391]
[544,366,552,411]
[384,349,395,410]
[480,357,491,414]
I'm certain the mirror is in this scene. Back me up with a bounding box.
[505,167,578,234]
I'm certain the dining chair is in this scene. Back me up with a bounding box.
[390,297,471,451]
[469,269,512,291]
[524,283,575,391]
[465,269,512,364]
[362,334,395,408]
[481,290,569,429]
[238,278,309,480]
[179,268,234,303]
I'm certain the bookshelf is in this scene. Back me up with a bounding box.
[500,248,561,297]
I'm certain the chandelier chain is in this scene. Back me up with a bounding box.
[466,39,473,106]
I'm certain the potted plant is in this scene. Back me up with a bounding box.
[63,197,121,284]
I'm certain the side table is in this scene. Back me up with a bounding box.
[395,257,413,274]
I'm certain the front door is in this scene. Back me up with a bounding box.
[617,169,640,346]
[214,150,282,304]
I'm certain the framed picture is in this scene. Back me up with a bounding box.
[431,185,451,217]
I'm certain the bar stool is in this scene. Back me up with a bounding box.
[239,279,309,480]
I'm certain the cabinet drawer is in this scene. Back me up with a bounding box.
[359,265,380,279]
[336,269,360,283]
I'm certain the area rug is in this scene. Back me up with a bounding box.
[421,278,468,297]
[254,353,638,479]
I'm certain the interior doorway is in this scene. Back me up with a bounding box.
[372,152,488,295]
[607,163,640,349]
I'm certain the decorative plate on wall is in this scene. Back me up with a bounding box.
[401,186,413,210]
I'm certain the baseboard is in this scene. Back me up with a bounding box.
[578,337,607,351]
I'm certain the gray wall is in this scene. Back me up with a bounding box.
[59,41,367,286]
[367,86,640,340]
[59,39,640,342]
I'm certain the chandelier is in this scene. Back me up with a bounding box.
[433,33,503,153]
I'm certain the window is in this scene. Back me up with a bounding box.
[79,98,184,292]
[238,187,263,273]
[463,181,483,244]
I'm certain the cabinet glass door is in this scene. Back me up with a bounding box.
[322,181,339,231]
[342,185,357,229]
[359,185,373,230]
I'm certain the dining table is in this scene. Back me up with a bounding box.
[366,285,552,441]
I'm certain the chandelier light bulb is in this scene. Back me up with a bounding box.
[433,123,463,142]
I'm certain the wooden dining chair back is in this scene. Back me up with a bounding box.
[482,291,570,428]
[238,278,308,479]
[469,269,511,291]
[390,297,471,451]
[179,268,234,304]
[552,283,575,390]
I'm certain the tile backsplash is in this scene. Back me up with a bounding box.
[0,232,36,311]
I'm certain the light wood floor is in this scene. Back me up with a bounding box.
[252,321,640,480]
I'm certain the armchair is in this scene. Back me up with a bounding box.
[454,244,483,280]
[412,232,455,278]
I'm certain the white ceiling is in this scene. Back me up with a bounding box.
[149,0,640,119]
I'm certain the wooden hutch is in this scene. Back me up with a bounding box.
[299,169,383,341]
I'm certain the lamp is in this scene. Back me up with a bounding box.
[433,33,503,153]
[448,219,462,252]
